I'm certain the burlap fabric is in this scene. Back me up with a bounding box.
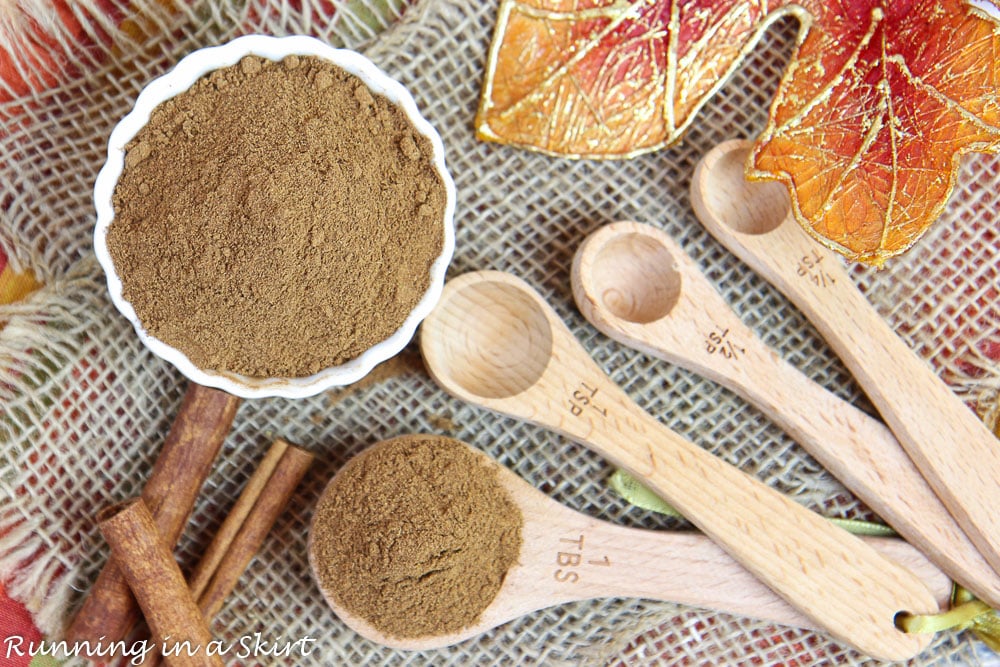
[1,1,998,665]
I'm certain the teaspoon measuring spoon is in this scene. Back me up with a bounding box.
[571,220,1000,607]
[314,435,950,651]
[691,139,1000,577]
[419,270,937,660]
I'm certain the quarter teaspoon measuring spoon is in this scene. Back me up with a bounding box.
[419,270,937,661]
[571,220,1000,608]
[691,139,1000,577]
[311,435,951,651]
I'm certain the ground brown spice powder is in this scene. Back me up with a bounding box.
[309,435,523,639]
[107,55,446,378]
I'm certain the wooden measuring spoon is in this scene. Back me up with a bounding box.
[571,220,1000,608]
[690,139,1000,577]
[419,270,938,661]
[313,436,951,651]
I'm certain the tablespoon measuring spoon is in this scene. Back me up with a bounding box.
[691,139,1000,576]
[571,220,1000,608]
[313,435,951,651]
[419,270,937,660]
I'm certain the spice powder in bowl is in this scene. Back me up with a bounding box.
[309,435,523,640]
[104,51,448,385]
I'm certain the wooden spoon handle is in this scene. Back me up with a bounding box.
[521,509,952,632]
[741,342,1000,602]
[619,401,934,659]
[603,305,1000,606]
[518,363,936,660]
[692,155,1000,576]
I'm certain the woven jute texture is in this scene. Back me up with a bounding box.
[1,1,998,665]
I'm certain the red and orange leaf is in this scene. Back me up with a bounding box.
[751,0,1000,264]
[478,0,1000,264]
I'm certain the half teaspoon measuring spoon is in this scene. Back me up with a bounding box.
[311,435,951,651]
[691,139,1000,576]
[419,270,937,661]
[571,220,1000,608]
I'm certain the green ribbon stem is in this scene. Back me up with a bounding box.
[609,469,896,536]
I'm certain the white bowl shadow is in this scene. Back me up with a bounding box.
[93,35,456,399]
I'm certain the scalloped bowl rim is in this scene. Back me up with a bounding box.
[93,34,456,399]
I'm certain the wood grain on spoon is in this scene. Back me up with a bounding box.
[690,139,1000,577]
[419,271,938,661]
[570,220,1000,608]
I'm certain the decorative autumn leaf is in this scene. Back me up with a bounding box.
[477,0,1000,264]
[477,0,785,157]
[750,0,1000,264]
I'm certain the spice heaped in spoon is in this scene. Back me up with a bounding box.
[690,139,1000,578]
[309,435,951,652]
[419,270,938,661]
[570,220,1000,609]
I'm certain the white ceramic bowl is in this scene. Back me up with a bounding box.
[93,35,456,399]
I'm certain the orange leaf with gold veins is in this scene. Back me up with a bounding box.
[478,0,1000,264]
[750,0,1000,265]
[477,0,786,158]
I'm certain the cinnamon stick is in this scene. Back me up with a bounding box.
[67,383,241,645]
[97,498,222,667]
[187,439,291,602]
[193,439,314,616]
[142,439,314,667]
